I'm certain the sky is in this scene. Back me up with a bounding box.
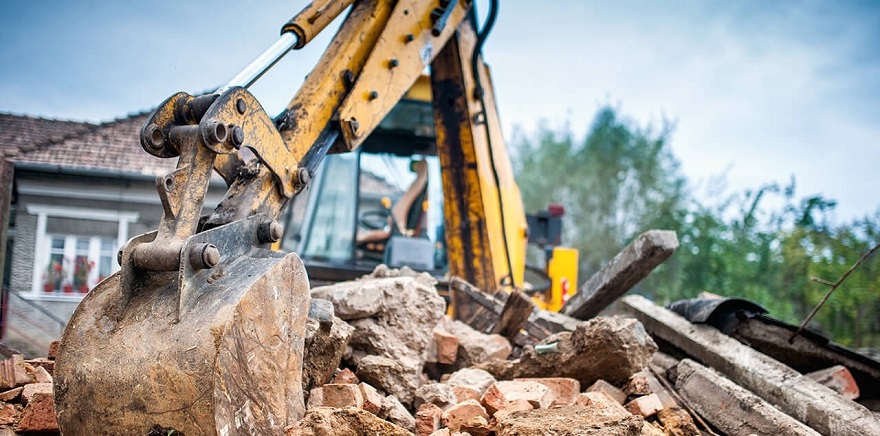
[2,0,879,222]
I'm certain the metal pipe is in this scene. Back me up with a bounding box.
[218,32,299,93]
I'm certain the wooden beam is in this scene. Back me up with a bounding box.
[562,230,678,320]
[622,295,880,436]
[674,359,821,436]
[492,289,534,340]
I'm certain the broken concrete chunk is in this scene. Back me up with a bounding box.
[414,383,457,410]
[477,316,657,387]
[450,321,511,365]
[494,405,644,436]
[357,355,420,407]
[295,406,413,436]
[624,393,663,418]
[415,403,443,436]
[586,379,627,405]
[380,395,416,431]
[33,366,52,384]
[310,280,387,320]
[441,399,489,433]
[805,365,860,400]
[622,372,652,397]
[303,315,354,394]
[515,377,580,406]
[445,368,497,394]
[461,414,492,436]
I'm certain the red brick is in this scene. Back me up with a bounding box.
[0,355,34,390]
[21,383,52,405]
[330,368,360,385]
[575,392,631,419]
[47,341,61,360]
[415,403,443,436]
[515,377,580,406]
[805,365,860,400]
[441,399,488,432]
[359,382,383,415]
[434,330,459,365]
[491,399,533,422]
[33,366,52,384]
[322,383,364,408]
[452,385,481,403]
[480,381,551,414]
[624,393,663,418]
[0,402,16,425]
[586,379,627,405]
[16,392,58,433]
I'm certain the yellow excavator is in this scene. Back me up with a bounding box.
[53,0,578,434]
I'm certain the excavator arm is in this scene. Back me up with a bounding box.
[54,0,528,434]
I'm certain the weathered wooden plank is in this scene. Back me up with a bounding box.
[622,295,880,436]
[492,289,534,340]
[562,230,678,320]
[674,359,821,436]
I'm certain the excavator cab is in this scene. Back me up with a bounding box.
[280,78,449,285]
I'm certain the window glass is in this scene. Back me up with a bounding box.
[300,153,358,262]
[39,235,116,295]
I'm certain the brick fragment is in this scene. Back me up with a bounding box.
[415,403,443,436]
[433,329,459,364]
[805,365,860,400]
[322,383,364,408]
[623,371,652,397]
[441,399,488,432]
[587,379,627,405]
[0,402,15,425]
[575,391,631,419]
[0,387,22,403]
[0,355,34,389]
[359,382,383,415]
[461,414,491,436]
[331,367,360,385]
[657,406,700,436]
[452,385,481,403]
[624,393,663,418]
[491,399,533,422]
[47,341,61,360]
[21,383,52,405]
[33,366,52,384]
[515,377,580,406]
[16,392,58,433]
[480,380,551,414]
[306,387,324,410]
[429,429,451,436]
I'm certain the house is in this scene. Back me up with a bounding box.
[0,112,226,357]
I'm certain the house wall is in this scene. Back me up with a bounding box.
[3,170,226,357]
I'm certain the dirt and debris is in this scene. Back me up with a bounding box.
[18,263,880,435]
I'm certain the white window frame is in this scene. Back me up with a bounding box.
[25,205,139,301]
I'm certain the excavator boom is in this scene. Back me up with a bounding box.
[53,0,533,434]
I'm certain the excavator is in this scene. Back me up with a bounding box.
[53,0,578,434]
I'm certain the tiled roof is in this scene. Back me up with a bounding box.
[0,112,176,176]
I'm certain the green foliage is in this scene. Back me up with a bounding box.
[513,106,880,348]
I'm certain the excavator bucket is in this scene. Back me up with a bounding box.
[53,216,311,435]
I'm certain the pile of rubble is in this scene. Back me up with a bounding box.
[0,346,59,434]
[288,266,704,435]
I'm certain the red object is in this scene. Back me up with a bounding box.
[43,284,54,293]
[560,277,570,303]
[548,204,565,218]
[62,284,74,294]
[78,285,89,294]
